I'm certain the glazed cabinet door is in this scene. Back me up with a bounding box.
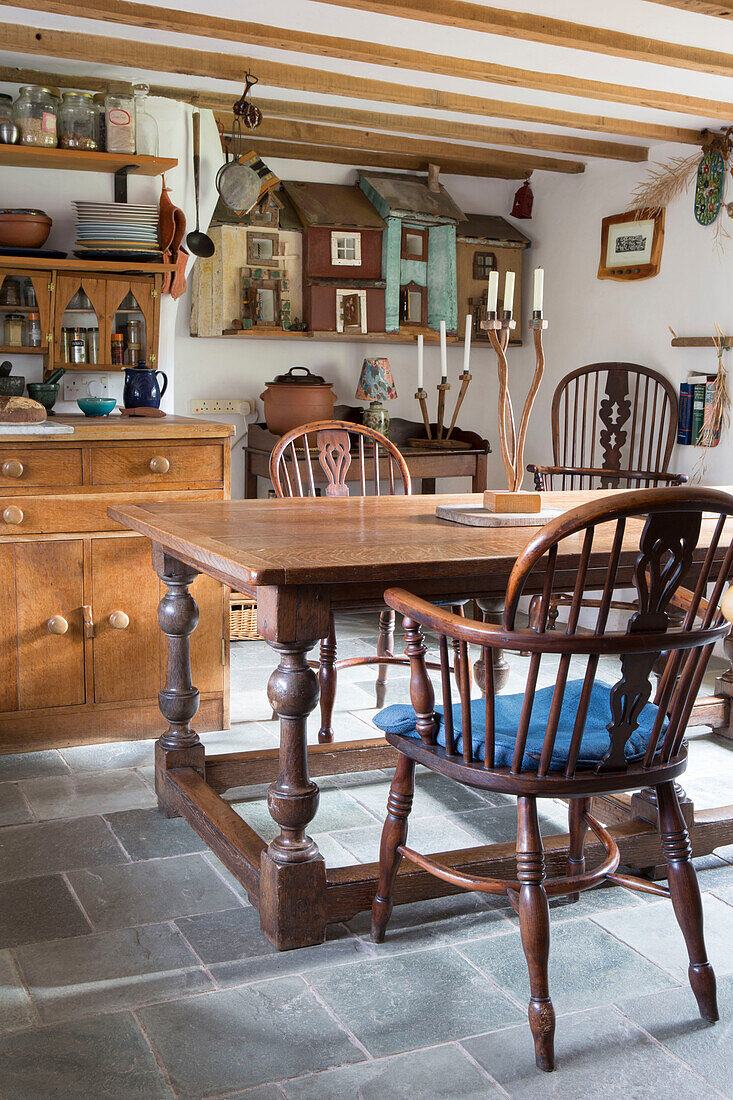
[15,541,86,710]
[0,545,18,712]
[91,537,161,704]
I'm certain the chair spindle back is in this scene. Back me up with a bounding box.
[270,420,411,499]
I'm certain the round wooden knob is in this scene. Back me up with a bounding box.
[47,614,68,635]
[149,455,170,474]
[109,609,130,630]
[2,459,23,479]
[2,506,23,525]
[722,586,733,625]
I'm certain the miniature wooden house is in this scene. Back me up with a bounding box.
[282,181,386,334]
[456,215,531,345]
[358,171,465,335]
[190,189,303,337]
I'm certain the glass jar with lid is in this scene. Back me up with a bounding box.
[58,92,98,151]
[26,312,41,347]
[5,314,24,346]
[92,92,107,151]
[132,83,158,156]
[0,93,13,128]
[13,86,58,147]
[105,86,135,153]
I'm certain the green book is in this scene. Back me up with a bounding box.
[689,373,714,445]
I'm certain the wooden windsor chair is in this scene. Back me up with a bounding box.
[269,419,468,742]
[370,486,733,1073]
[528,362,685,491]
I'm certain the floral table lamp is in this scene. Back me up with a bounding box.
[355,358,397,436]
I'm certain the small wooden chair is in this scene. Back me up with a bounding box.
[270,420,466,742]
[371,486,732,1072]
[528,362,684,490]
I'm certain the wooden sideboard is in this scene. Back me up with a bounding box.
[0,415,233,753]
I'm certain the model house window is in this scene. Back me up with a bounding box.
[401,227,428,262]
[400,281,426,326]
[336,288,367,332]
[256,288,277,325]
[473,251,497,280]
[247,233,278,266]
[331,232,362,265]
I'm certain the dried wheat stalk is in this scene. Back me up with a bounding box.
[629,154,700,217]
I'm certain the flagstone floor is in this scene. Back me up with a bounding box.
[0,612,732,1099]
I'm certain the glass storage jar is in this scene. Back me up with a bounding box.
[5,314,24,345]
[105,88,135,153]
[26,311,41,347]
[111,332,125,365]
[132,83,158,156]
[92,93,106,151]
[14,86,58,147]
[0,93,13,127]
[58,92,98,151]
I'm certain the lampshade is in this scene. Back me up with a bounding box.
[355,358,397,402]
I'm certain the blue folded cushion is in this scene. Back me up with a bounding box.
[372,679,666,772]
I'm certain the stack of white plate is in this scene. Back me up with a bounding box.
[73,201,160,252]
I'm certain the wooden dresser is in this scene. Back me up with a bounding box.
[0,415,233,753]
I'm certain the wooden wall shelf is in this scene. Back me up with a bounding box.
[671,336,733,349]
[217,328,522,347]
[0,257,176,275]
[0,145,177,177]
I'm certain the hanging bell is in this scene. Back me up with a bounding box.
[233,73,263,131]
[511,179,534,220]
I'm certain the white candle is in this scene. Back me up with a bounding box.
[533,267,544,313]
[462,314,471,375]
[417,333,424,390]
[504,271,515,316]
[487,270,499,314]
[439,320,447,381]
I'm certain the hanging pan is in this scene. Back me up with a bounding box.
[217,109,260,214]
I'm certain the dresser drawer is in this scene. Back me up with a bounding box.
[0,447,83,490]
[90,443,224,488]
[0,489,224,535]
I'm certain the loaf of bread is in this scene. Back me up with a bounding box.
[0,396,47,423]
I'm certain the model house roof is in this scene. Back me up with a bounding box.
[358,172,465,224]
[282,181,386,229]
[457,215,531,248]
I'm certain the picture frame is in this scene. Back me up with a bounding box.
[598,208,665,281]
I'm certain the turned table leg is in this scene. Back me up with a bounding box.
[473,597,510,694]
[715,632,733,743]
[257,585,330,950]
[153,550,205,818]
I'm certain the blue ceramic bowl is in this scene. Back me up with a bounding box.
[77,397,116,417]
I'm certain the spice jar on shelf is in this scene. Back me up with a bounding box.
[92,93,107,152]
[0,278,20,307]
[5,314,25,346]
[126,318,142,365]
[105,86,135,154]
[86,328,100,364]
[60,327,72,362]
[22,279,37,308]
[69,327,86,364]
[14,86,58,147]
[111,332,125,365]
[58,92,98,151]
[26,312,41,347]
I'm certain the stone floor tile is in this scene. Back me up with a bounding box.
[137,977,365,1098]
[200,723,279,753]
[342,768,489,820]
[0,1012,174,1099]
[257,709,382,746]
[347,891,513,956]
[331,815,477,865]
[67,853,243,930]
[692,854,733,890]
[0,951,35,1033]
[177,907,364,986]
[104,807,209,861]
[0,751,69,781]
[593,894,733,981]
[619,974,733,1096]
[546,882,652,922]
[463,1004,712,1099]
[0,784,33,827]
[14,923,212,1023]
[309,947,523,1058]
[281,1043,502,1099]
[19,769,156,820]
[200,854,252,903]
[459,919,677,1015]
[0,817,128,882]
[231,787,378,845]
[310,832,360,868]
[213,1088,284,1100]
[0,875,89,949]
[712,883,733,906]
[679,774,733,810]
[58,740,154,772]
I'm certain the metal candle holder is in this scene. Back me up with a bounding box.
[481,309,548,490]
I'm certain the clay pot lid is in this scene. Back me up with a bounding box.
[0,209,50,217]
[268,366,331,386]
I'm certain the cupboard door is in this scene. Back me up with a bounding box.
[0,545,18,713]
[52,275,107,368]
[92,537,161,704]
[15,541,85,710]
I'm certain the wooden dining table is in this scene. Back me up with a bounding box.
[110,490,733,951]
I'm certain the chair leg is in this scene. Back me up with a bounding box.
[375,607,395,709]
[517,795,555,1073]
[371,754,415,943]
[318,614,337,744]
[657,781,719,1022]
[567,797,591,904]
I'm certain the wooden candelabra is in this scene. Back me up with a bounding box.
[411,374,473,450]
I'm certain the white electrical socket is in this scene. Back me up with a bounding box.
[190,399,254,416]
[63,373,109,401]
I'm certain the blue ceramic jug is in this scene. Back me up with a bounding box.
[123,362,168,409]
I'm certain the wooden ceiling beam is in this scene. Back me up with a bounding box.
[247,138,531,179]
[316,0,733,78]
[0,22,704,145]
[2,0,732,122]
[0,64,649,161]
[644,1,733,16]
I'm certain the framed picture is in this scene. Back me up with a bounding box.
[598,208,665,281]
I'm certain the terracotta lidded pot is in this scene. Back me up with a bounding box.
[260,367,336,436]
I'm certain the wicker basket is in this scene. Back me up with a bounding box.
[229,594,261,641]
